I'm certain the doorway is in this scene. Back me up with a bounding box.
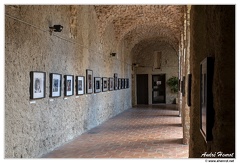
[152,74,166,103]
[137,74,148,104]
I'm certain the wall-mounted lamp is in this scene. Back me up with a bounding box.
[49,25,63,35]
[110,53,116,57]
[132,63,139,67]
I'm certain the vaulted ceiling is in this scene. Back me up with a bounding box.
[94,5,185,50]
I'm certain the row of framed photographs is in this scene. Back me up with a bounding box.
[87,70,130,93]
[30,70,129,100]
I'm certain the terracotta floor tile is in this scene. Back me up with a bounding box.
[42,104,189,158]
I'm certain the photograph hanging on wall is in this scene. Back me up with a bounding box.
[86,69,93,94]
[124,78,127,89]
[64,75,74,96]
[109,78,114,91]
[118,78,122,89]
[30,71,46,99]
[126,78,129,88]
[178,79,181,91]
[94,77,102,93]
[182,76,185,96]
[187,74,192,106]
[50,73,62,97]
[121,78,125,89]
[102,77,108,92]
[114,73,118,90]
[76,76,85,95]
[200,57,214,142]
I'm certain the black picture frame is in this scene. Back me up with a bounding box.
[64,75,74,96]
[187,74,192,106]
[109,78,114,91]
[124,78,127,89]
[178,79,181,91]
[200,57,214,142]
[30,71,46,99]
[121,78,124,89]
[94,77,102,93]
[114,73,118,90]
[182,76,185,96]
[102,77,108,92]
[86,69,93,94]
[126,78,129,88]
[76,76,85,95]
[50,73,62,98]
[118,78,121,89]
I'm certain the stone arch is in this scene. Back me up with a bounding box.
[94,5,184,43]
[131,37,178,56]
[123,25,179,52]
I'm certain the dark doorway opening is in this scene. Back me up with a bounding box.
[137,74,148,104]
[152,74,166,103]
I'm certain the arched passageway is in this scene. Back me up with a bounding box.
[5,5,235,159]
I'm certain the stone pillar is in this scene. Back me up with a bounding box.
[182,5,191,145]
[178,42,182,117]
[178,34,183,119]
[132,66,137,106]
[181,33,185,131]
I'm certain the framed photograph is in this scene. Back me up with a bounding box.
[86,69,93,94]
[30,71,46,99]
[76,76,85,95]
[178,79,181,91]
[124,78,127,89]
[126,78,129,88]
[118,78,122,89]
[121,78,125,89]
[109,78,114,91]
[102,77,108,92]
[114,73,118,90]
[187,74,192,106]
[94,77,101,93]
[181,76,185,96]
[50,73,62,97]
[64,75,74,96]
[200,57,214,142]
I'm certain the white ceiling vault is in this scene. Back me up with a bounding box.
[94,5,185,51]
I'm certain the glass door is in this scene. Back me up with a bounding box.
[152,74,166,103]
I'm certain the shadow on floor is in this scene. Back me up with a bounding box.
[133,104,179,111]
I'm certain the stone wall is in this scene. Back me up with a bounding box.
[189,5,235,157]
[5,5,131,158]
[132,41,178,105]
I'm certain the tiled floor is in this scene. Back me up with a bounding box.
[42,104,189,158]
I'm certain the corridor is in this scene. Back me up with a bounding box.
[43,105,188,158]
[5,5,235,158]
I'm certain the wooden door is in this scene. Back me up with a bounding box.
[137,74,148,104]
